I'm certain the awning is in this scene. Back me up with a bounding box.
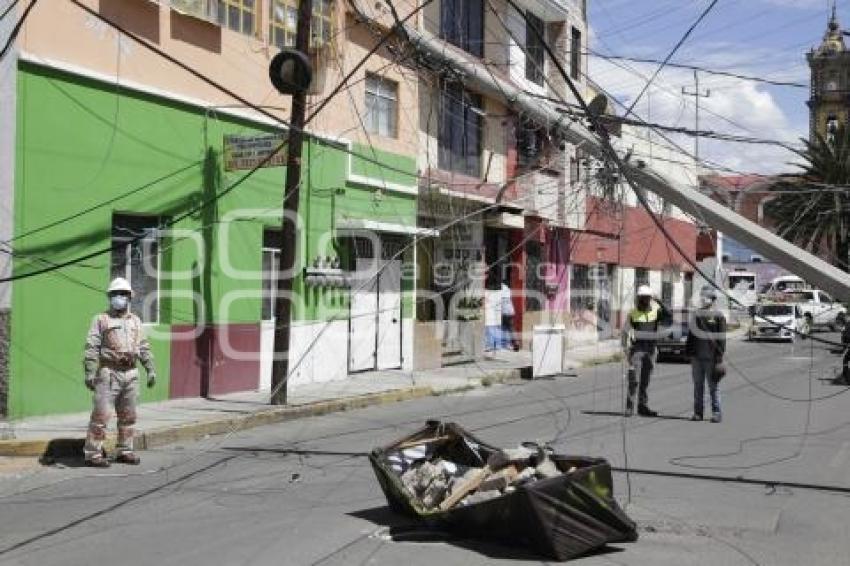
[337,218,439,237]
[485,212,525,230]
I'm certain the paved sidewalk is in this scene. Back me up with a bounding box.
[0,340,622,458]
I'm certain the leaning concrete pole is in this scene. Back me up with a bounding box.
[403,25,850,301]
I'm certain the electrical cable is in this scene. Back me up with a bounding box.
[0,0,20,24]
[0,0,435,283]
[623,0,721,116]
[497,0,850,502]
[0,0,35,61]
[587,50,808,89]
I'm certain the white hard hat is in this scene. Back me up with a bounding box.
[107,277,133,295]
[636,285,653,297]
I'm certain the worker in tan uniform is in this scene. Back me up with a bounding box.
[83,277,156,467]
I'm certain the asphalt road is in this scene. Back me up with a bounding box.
[1,334,849,565]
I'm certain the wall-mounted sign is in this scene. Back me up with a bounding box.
[223,133,286,171]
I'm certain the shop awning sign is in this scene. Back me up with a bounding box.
[223,133,287,171]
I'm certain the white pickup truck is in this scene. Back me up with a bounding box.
[788,289,847,332]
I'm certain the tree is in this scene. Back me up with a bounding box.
[766,126,850,272]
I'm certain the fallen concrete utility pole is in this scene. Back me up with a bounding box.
[403,25,850,301]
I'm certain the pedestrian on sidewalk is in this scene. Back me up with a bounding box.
[483,270,503,351]
[501,274,518,351]
[624,285,671,417]
[82,278,157,467]
[686,286,727,423]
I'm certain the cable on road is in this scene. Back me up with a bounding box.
[611,466,850,496]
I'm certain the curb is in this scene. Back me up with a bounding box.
[0,357,619,459]
[0,386,434,458]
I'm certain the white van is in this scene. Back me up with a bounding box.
[759,275,807,297]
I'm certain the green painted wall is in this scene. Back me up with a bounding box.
[9,63,418,418]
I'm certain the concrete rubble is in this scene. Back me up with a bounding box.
[392,441,563,510]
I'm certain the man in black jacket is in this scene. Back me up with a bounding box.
[686,286,727,423]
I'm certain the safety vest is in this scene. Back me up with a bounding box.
[628,305,661,349]
[628,305,660,331]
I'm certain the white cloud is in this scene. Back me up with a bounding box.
[588,54,805,176]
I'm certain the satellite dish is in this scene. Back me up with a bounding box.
[587,93,609,118]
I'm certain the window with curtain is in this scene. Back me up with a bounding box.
[525,11,545,85]
[570,26,581,80]
[438,82,483,177]
[440,0,484,57]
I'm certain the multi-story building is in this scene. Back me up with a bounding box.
[0,0,426,418]
[566,111,699,342]
[0,0,700,418]
[409,0,591,365]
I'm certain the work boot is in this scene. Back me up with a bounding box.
[710,413,722,424]
[637,405,658,417]
[624,399,635,417]
[115,452,141,465]
[85,456,111,468]
[690,414,703,422]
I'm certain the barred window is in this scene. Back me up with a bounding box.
[111,215,163,324]
[217,0,256,35]
[570,264,593,313]
[261,230,282,321]
[269,0,334,49]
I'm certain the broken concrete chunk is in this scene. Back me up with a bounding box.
[487,446,535,470]
[535,456,560,479]
[464,490,501,505]
[421,477,449,508]
[515,467,537,484]
[402,446,428,461]
[480,465,519,492]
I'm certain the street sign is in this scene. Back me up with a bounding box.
[223,133,286,171]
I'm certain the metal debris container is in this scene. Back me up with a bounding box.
[369,421,638,561]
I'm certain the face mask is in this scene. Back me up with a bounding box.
[700,297,713,308]
[110,295,129,311]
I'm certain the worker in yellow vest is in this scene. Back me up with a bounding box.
[624,285,671,417]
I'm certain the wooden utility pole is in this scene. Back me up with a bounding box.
[271,0,313,405]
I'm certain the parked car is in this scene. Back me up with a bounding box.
[786,289,847,332]
[748,303,805,342]
[657,310,690,362]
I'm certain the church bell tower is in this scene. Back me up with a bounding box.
[808,3,850,140]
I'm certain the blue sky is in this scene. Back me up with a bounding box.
[588,0,840,174]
